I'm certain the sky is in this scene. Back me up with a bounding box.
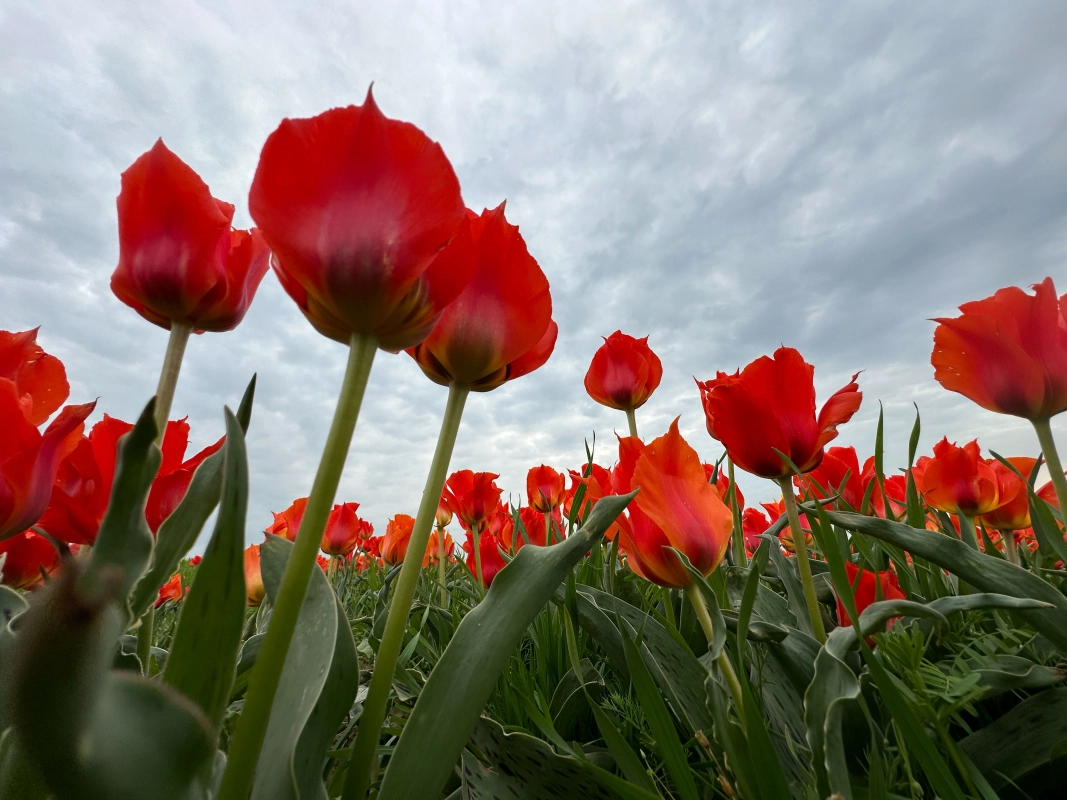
[2,0,1066,547]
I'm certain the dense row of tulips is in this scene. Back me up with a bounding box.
[4,85,1067,799]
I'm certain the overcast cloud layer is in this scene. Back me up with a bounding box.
[2,0,1066,545]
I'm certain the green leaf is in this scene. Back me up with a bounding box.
[960,687,1067,789]
[80,398,161,616]
[163,408,249,735]
[620,619,700,800]
[460,717,658,800]
[0,728,49,800]
[250,535,343,800]
[378,492,636,800]
[129,376,255,620]
[966,654,1066,695]
[0,586,29,731]
[763,533,813,637]
[813,509,1067,651]
[739,672,792,799]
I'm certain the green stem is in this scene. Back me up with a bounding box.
[437,526,448,607]
[544,512,553,546]
[625,407,638,438]
[343,382,469,800]
[1033,418,1067,528]
[956,508,979,551]
[1001,529,1019,565]
[661,587,677,629]
[154,322,192,443]
[778,477,827,644]
[473,528,485,595]
[728,460,746,568]
[136,605,155,676]
[684,582,744,717]
[220,333,377,800]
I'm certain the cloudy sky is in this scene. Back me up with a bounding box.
[2,0,1066,546]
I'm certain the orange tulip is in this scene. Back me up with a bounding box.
[320,502,369,557]
[932,278,1067,421]
[704,465,744,510]
[443,471,502,531]
[382,514,416,566]
[155,572,184,608]
[423,530,454,567]
[697,347,862,479]
[527,465,565,513]
[435,495,453,527]
[462,529,506,589]
[918,438,1001,516]
[979,457,1037,531]
[583,331,663,412]
[266,497,307,542]
[0,328,69,426]
[244,543,265,606]
[616,420,734,588]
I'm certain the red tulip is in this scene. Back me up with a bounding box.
[566,463,626,539]
[423,530,454,567]
[932,278,1067,420]
[584,331,663,411]
[501,506,552,552]
[188,555,202,567]
[463,529,507,589]
[249,88,471,351]
[111,140,270,332]
[381,514,416,566]
[704,465,745,510]
[697,347,862,479]
[834,561,906,633]
[760,498,813,554]
[615,420,734,588]
[527,465,565,513]
[407,203,556,390]
[0,531,60,589]
[0,381,93,541]
[155,572,184,608]
[316,555,329,573]
[245,543,265,606]
[919,438,1001,516]
[979,457,1037,531]
[0,329,69,426]
[741,507,771,553]
[267,497,307,542]
[443,471,503,530]
[38,416,222,543]
[320,502,367,557]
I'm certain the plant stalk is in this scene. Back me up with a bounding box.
[684,582,744,717]
[343,381,469,800]
[956,508,979,551]
[625,407,638,438]
[1001,529,1019,565]
[473,528,485,596]
[778,477,827,644]
[136,605,155,675]
[728,460,746,567]
[154,321,192,443]
[220,332,377,800]
[1033,418,1067,529]
[437,526,448,607]
[661,587,677,629]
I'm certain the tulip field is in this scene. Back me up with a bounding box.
[5,90,1067,800]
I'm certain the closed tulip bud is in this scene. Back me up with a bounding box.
[834,561,906,638]
[244,544,265,606]
[382,514,416,566]
[526,465,565,513]
[267,497,307,542]
[320,502,365,557]
[584,331,663,412]
[443,471,503,531]
[111,140,270,332]
[435,496,453,528]
[463,530,507,589]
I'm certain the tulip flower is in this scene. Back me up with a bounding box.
[155,572,184,608]
[244,544,265,606]
[462,529,506,589]
[501,506,551,552]
[266,497,308,542]
[977,457,1037,564]
[932,278,1067,526]
[834,561,906,636]
[423,530,454,567]
[584,331,663,435]
[527,465,565,513]
[704,466,745,510]
[697,347,862,480]
[443,471,503,531]
[0,381,94,541]
[435,496,453,528]
[382,514,416,566]
[320,502,367,557]
[0,531,60,589]
[111,139,271,334]
[741,507,771,553]
[760,499,814,554]
[38,416,222,544]
[188,555,202,567]
[919,438,1003,550]
[0,328,69,426]
[407,203,556,391]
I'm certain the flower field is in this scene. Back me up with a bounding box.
[3,89,1067,799]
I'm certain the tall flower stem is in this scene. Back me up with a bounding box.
[625,408,638,438]
[1001,529,1020,565]
[220,333,377,800]
[956,508,980,551]
[473,528,485,596]
[684,582,744,717]
[343,382,469,800]
[137,321,193,676]
[778,477,827,644]
[728,460,746,567]
[437,526,448,606]
[1033,418,1067,527]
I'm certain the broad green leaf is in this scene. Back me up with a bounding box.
[960,687,1067,789]
[815,509,1067,651]
[620,619,700,800]
[739,672,792,799]
[0,587,28,731]
[763,532,813,637]
[704,673,759,799]
[229,633,264,700]
[251,535,341,800]
[130,376,255,620]
[460,717,658,800]
[164,408,249,734]
[378,492,636,800]
[0,728,48,800]
[81,398,161,615]
[966,654,1066,695]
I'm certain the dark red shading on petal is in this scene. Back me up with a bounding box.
[584,331,663,411]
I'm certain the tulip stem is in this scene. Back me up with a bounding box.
[544,512,554,546]
[437,526,448,606]
[220,332,377,800]
[473,529,485,596]
[728,460,746,567]
[154,321,192,443]
[1001,529,1020,565]
[343,381,469,800]
[956,508,979,551]
[684,582,744,717]
[661,587,676,629]
[1033,418,1067,532]
[625,408,638,438]
[778,477,826,644]
[136,605,155,675]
